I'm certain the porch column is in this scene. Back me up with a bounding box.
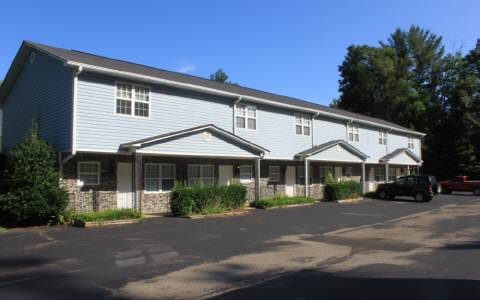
[361,161,366,194]
[134,153,143,212]
[304,158,309,197]
[407,165,410,175]
[255,157,261,201]
[416,165,420,175]
[385,162,389,182]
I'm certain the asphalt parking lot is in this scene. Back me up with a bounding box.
[1,193,479,299]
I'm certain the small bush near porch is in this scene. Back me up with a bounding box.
[171,184,247,216]
[324,181,362,201]
[252,196,315,209]
[71,209,141,227]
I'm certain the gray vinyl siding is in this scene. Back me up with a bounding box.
[139,131,257,157]
[314,117,346,145]
[235,103,313,159]
[347,124,389,164]
[75,73,233,152]
[2,51,72,153]
[308,145,363,163]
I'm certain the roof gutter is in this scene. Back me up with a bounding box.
[65,61,425,137]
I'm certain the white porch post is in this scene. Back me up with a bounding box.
[385,162,389,182]
[304,158,309,197]
[134,153,143,212]
[361,161,366,194]
[255,157,261,201]
[407,165,410,175]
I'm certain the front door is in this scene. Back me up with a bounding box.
[285,166,296,197]
[117,162,133,209]
[218,165,234,186]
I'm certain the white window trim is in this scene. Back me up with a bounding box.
[347,123,360,143]
[144,163,176,193]
[77,161,100,186]
[408,137,415,149]
[188,164,215,186]
[269,165,280,182]
[236,104,257,131]
[294,113,311,136]
[114,81,151,119]
[379,130,387,145]
[239,165,253,183]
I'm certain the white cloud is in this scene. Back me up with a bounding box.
[176,62,197,74]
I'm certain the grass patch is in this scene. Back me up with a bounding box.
[252,196,315,209]
[0,226,5,234]
[72,209,141,227]
[199,205,228,215]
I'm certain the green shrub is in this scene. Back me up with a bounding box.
[171,184,247,216]
[0,124,68,226]
[72,209,141,226]
[252,196,315,209]
[324,181,361,201]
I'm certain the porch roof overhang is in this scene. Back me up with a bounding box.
[120,124,269,158]
[379,148,422,165]
[295,140,369,162]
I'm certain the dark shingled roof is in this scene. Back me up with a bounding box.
[380,148,422,163]
[296,140,369,160]
[13,41,424,135]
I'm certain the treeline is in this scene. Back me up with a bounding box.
[332,26,480,180]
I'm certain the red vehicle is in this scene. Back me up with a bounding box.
[440,176,480,196]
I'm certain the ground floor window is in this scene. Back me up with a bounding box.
[297,165,313,185]
[239,165,253,183]
[145,164,175,192]
[343,166,353,179]
[188,164,215,186]
[319,166,335,183]
[269,165,280,182]
[78,162,100,185]
[374,167,385,182]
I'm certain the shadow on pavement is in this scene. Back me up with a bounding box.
[212,269,480,300]
[441,241,480,250]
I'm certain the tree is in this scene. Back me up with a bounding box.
[209,69,231,83]
[0,124,68,226]
[334,26,480,179]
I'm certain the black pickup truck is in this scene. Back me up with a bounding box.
[376,175,438,202]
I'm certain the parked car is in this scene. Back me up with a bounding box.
[439,176,480,196]
[376,175,438,202]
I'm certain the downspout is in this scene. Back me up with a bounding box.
[304,157,309,197]
[233,96,242,135]
[60,65,83,178]
[312,112,319,147]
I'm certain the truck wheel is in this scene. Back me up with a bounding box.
[474,188,480,196]
[377,189,388,200]
[414,192,425,202]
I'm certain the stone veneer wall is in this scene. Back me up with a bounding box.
[62,153,367,213]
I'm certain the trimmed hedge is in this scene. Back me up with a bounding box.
[71,209,141,227]
[171,184,247,216]
[252,196,315,209]
[324,181,362,201]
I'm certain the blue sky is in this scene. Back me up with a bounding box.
[1,0,479,105]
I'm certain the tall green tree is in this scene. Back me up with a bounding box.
[334,26,480,179]
[209,69,231,83]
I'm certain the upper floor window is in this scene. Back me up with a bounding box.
[78,162,100,186]
[347,123,359,142]
[145,164,175,192]
[408,137,415,149]
[295,114,311,136]
[378,130,387,145]
[116,83,150,117]
[236,105,256,130]
[188,164,214,186]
